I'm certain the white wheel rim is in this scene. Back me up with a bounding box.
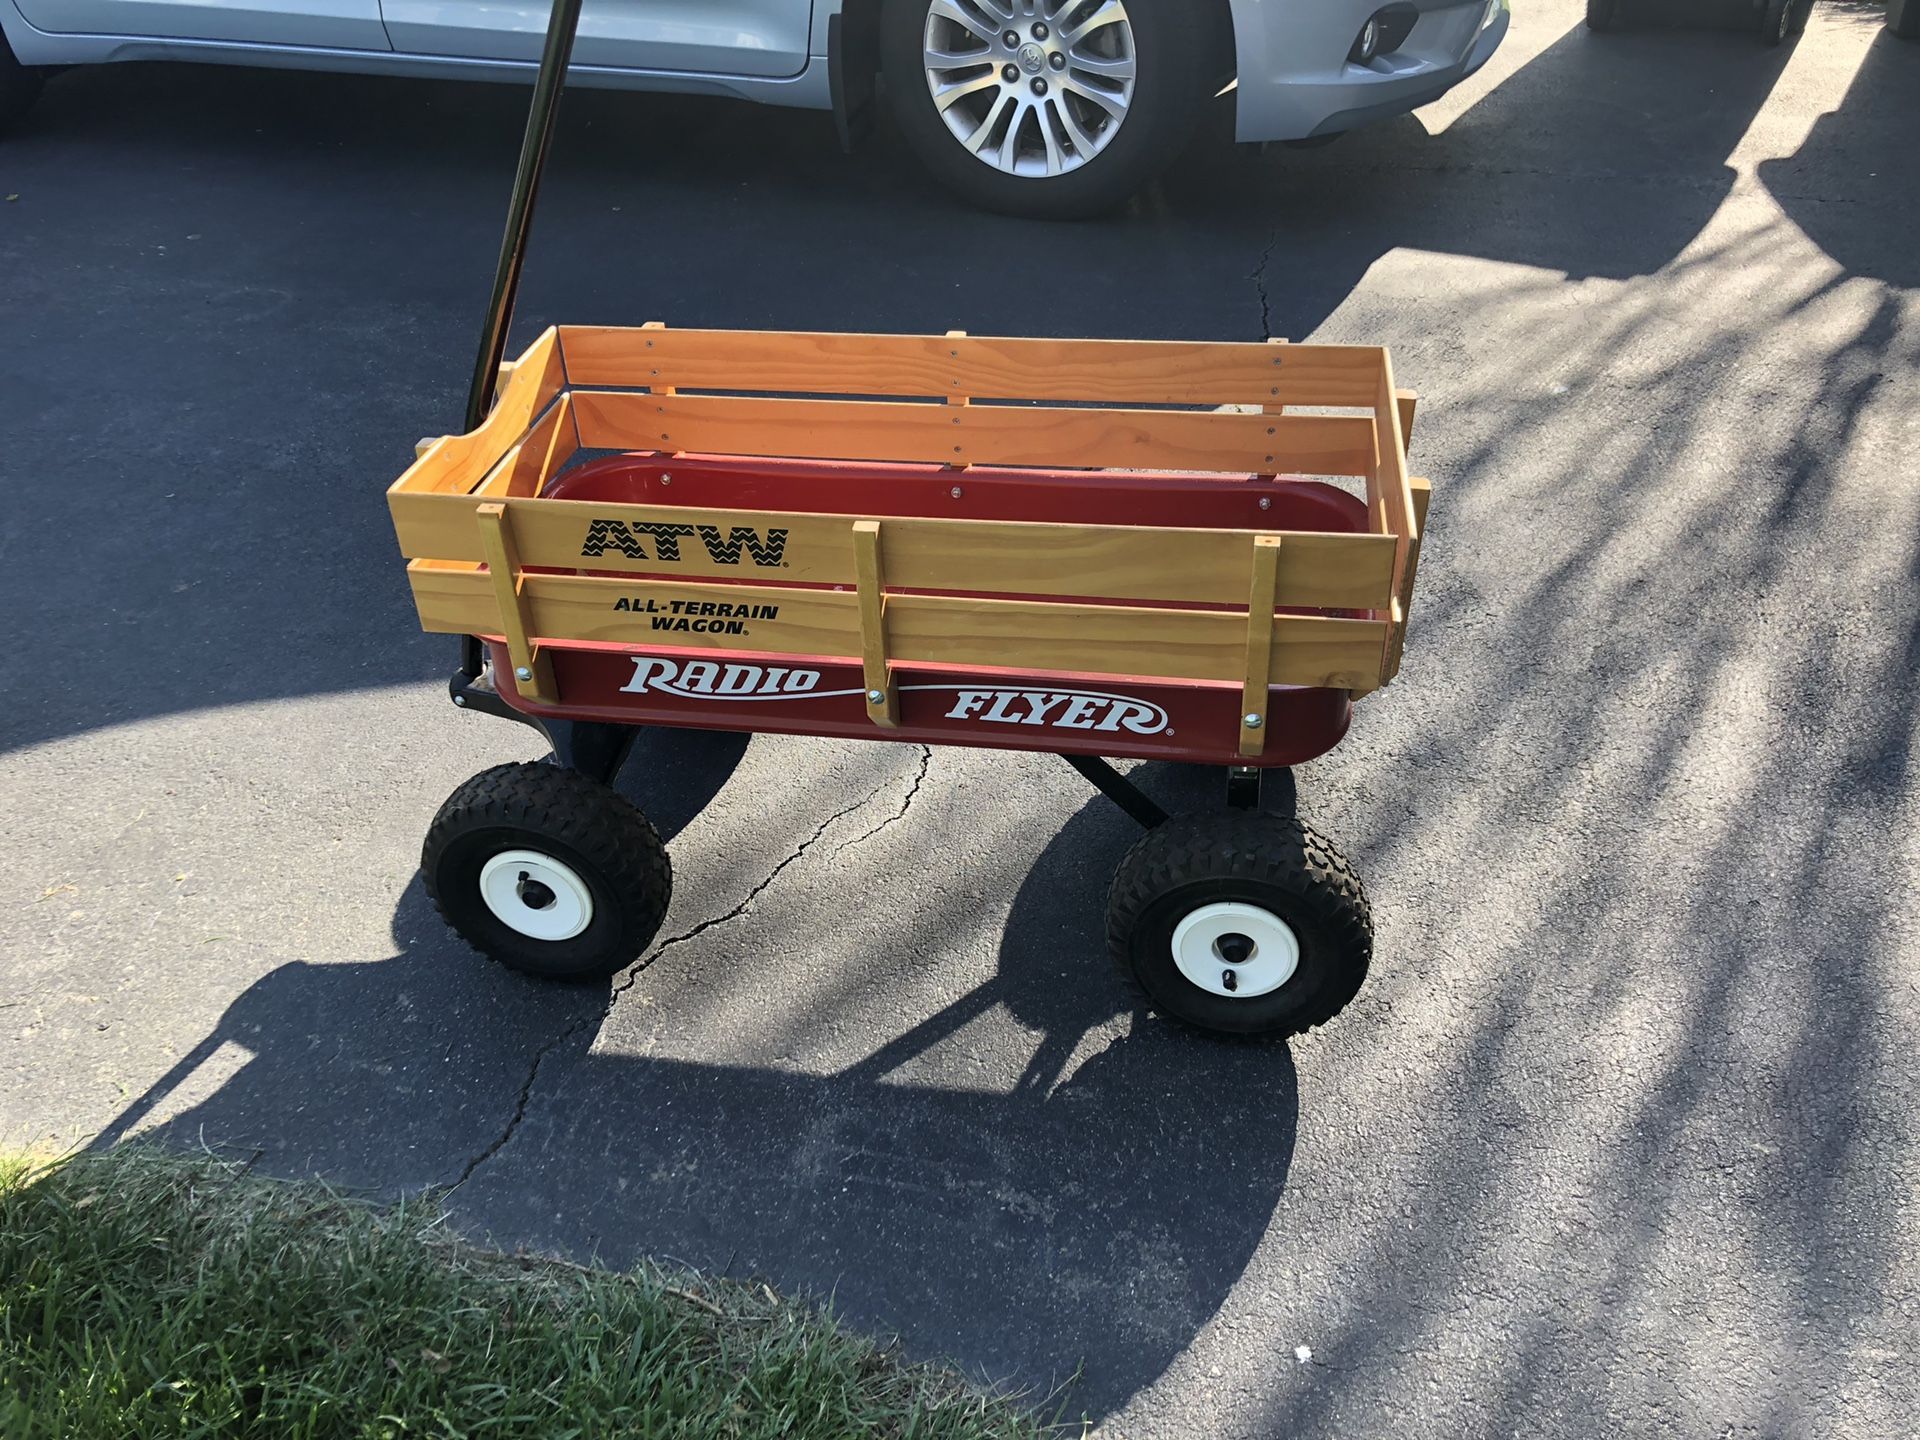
[479,849,594,943]
[1171,902,1300,1000]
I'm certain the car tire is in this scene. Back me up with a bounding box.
[1584,0,1624,32]
[881,0,1206,220]
[422,761,673,982]
[0,30,46,130]
[1105,811,1373,1038]
[1759,0,1793,46]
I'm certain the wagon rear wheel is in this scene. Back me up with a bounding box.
[423,762,672,981]
[1106,811,1371,1037]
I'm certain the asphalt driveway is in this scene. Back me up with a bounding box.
[4,2,1917,1434]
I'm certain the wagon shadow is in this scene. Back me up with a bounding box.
[93,765,1298,1420]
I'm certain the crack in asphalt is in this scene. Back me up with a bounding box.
[1251,228,1279,339]
[836,747,931,853]
[443,770,909,1195]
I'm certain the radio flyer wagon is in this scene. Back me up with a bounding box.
[389,0,1429,1039]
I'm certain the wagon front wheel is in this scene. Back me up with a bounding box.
[423,762,672,981]
[1106,812,1372,1038]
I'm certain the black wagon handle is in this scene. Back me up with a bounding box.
[458,0,586,679]
[465,0,586,432]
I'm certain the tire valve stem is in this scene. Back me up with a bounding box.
[1222,969,1239,993]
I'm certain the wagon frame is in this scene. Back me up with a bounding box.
[397,0,1431,1037]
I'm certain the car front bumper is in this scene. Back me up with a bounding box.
[1231,0,1511,142]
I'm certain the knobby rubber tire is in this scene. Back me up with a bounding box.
[880,0,1207,220]
[423,761,672,981]
[1106,811,1373,1038]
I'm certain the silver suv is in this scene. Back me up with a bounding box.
[0,0,1510,217]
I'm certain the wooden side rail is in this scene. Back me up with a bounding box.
[387,325,1429,708]
[557,324,1390,408]
[566,389,1376,479]
[407,563,1389,693]
[392,490,1398,612]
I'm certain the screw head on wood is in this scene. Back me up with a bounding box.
[1244,713,1263,728]
[1259,496,1271,510]
[516,667,533,682]
[867,690,886,705]
[951,486,964,498]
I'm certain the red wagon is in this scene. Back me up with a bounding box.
[391,2,1427,1037]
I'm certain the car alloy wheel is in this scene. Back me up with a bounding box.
[921,0,1137,178]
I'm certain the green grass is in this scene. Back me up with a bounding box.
[0,1148,1052,1440]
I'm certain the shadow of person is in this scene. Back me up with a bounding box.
[1760,22,1920,289]
[87,879,611,1188]
[102,755,1298,1424]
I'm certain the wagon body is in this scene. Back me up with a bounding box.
[390,324,1428,770]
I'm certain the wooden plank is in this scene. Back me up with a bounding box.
[852,521,895,725]
[556,325,1387,408]
[474,503,556,704]
[1239,536,1282,758]
[388,491,1399,610]
[570,390,1375,478]
[1387,475,1432,683]
[852,520,897,727]
[1396,389,1418,445]
[406,568,1388,691]
[1374,356,1419,680]
[391,328,567,497]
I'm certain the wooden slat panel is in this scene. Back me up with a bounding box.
[557,325,1386,408]
[406,567,1387,691]
[389,328,566,497]
[388,492,1398,610]
[570,390,1374,478]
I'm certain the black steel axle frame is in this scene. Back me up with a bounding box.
[451,667,639,787]
[1058,755,1296,830]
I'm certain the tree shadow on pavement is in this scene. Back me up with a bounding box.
[1239,148,1920,1436]
[94,761,1298,1421]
